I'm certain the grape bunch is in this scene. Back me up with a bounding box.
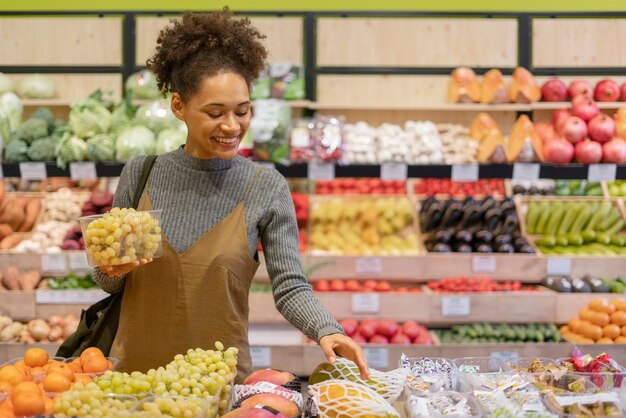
[131,396,209,418]
[53,382,137,417]
[84,207,161,266]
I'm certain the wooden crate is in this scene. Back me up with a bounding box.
[553,292,616,323]
[0,291,36,321]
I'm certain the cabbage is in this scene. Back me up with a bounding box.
[87,134,115,162]
[18,74,56,99]
[55,133,88,168]
[134,99,178,134]
[0,92,23,132]
[69,97,112,138]
[115,126,155,161]
[155,128,186,154]
[0,73,14,94]
[125,70,160,100]
[110,95,137,134]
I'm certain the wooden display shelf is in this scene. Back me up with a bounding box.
[0,291,36,321]
[308,102,531,111]
[20,99,73,107]
[554,292,616,323]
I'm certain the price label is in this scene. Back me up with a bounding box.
[363,347,389,369]
[36,289,107,304]
[250,347,272,368]
[70,162,97,180]
[257,162,276,170]
[512,163,540,181]
[546,258,572,275]
[380,163,407,181]
[355,257,382,274]
[308,163,335,180]
[554,392,620,407]
[588,164,617,181]
[441,296,471,317]
[472,256,497,273]
[68,252,90,270]
[451,164,479,181]
[491,351,519,362]
[19,162,47,180]
[351,293,380,314]
[41,254,67,273]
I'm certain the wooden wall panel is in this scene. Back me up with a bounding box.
[533,18,626,67]
[9,74,122,102]
[0,17,122,66]
[136,16,303,66]
[317,17,518,67]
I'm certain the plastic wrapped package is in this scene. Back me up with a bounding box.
[251,67,271,100]
[313,116,344,163]
[270,63,305,100]
[437,123,479,164]
[453,357,510,392]
[376,123,411,163]
[343,122,378,164]
[405,391,482,418]
[404,121,443,164]
[250,99,292,164]
[290,118,315,163]
[399,355,458,393]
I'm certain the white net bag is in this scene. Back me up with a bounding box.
[309,358,408,402]
[231,382,303,410]
[307,379,400,418]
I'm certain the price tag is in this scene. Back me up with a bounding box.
[441,296,471,317]
[308,163,335,180]
[380,163,408,181]
[250,347,272,368]
[36,289,107,304]
[588,164,617,181]
[69,162,97,180]
[355,257,382,274]
[491,351,519,362]
[546,258,572,275]
[41,254,67,273]
[554,392,620,407]
[351,293,380,314]
[19,162,47,180]
[68,252,90,270]
[512,163,540,181]
[257,162,276,170]
[472,256,497,273]
[363,347,389,369]
[451,164,479,181]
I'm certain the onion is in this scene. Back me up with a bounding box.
[544,138,574,163]
[63,322,78,339]
[27,319,50,342]
[603,138,626,163]
[48,315,63,327]
[48,325,63,341]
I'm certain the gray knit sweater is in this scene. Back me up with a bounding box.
[93,148,343,342]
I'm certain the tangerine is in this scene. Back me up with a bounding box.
[590,312,610,327]
[24,348,49,368]
[0,382,12,396]
[46,363,74,381]
[610,311,626,326]
[44,396,55,415]
[597,337,614,344]
[12,381,40,397]
[42,372,72,393]
[79,347,105,364]
[622,325,626,337]
[603,324,621,339]
[0,400,13,418]
[13,392,45,416]
[590,299,616,314]
[615,336,626,344]
[0,365,25,386]
[82,356,110,374]
[68,358,83,374]
[73,374,93,385]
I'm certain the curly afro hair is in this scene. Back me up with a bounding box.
[147,9,268,100]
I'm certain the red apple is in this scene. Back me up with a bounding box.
[339,319,359,337]
[345,279,361,292]
[352,333,367,344]
[562,116,588,144]
[402,321,422,340]
[375,280,391,292]
[588,114,616,143]
[541,78,568,101]
[413,333,433,345]
[571,96,600,122]
[553,109,571,135]
[314,280,329,292]
[390,332,412,344]
[620,82,626,102]
[329,279,345,292]
[369,334,389,344]
[544,138,575,163]
[363,280,378,290]
[358,322,377,339]
[603,138,626,163]
[376,320,399,339]
[575,140,603,164]
[594,78,620,102]
[568,79,593,100]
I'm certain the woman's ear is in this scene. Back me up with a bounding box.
[171,92,185,121]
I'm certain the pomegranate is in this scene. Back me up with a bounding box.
[620,82,626,102]
[369,335,389,344]
[339,319,358,337]
[588,114,616,143]
[541,78,568,101]
[535,121,558,143]
[352,333,367,344]
[571,96,600,122]
[544,138,575,163]
[376,320,399,339]
[603,138,626,163]
[568,79,593,99]
[357,322,377,339]
[390,333,411,345]
[575,140,603,164]
[562,116,588,144]
[594,78,620,102]
[552,109,571,134]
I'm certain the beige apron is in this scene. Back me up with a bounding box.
[110,170,261,383]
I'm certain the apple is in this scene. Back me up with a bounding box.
[376,320,399,339]
[568,79,593,99]
[541,78,568,101]
[375,280,391,292]
[562,116,588,144]
[594,78,620,102]
[358,322,377,339]
[575,140,603,164]
[401,321,423,340]
[587,114,616,143]
[571,96,600,122]
[620,82,626,102]
[345,279,361,291]
[339,319,359,337]
[390,332,412,344]
[363,280,378,290]
[329,279,345,292]
[413,333,433,345]
[313,280,329,292]
[369,334,389,344]
[352,333,367,344]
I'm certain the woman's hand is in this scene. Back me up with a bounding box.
[319,333,370,380]
[100,258,153,277]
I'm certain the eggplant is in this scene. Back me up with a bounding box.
[496,243,515,253]
[517,244,535,254]
[434,229,453,243]
[512,185,526,195]
[441,201,463,228]
[495,213,520,236]
[514,237,530,248]
[453,242,473,253]
[454,230,473,244]
[420,196,438,215]
[474,230,493,244]
[498,197,516,213]
[421,202,444,232]
[458,205,483,229]
[494,235,512,246]
[431,243,452,253]
[484,207,503,232]
[462,196,477,208]
[479,196,497,213]
[474,243,493,253]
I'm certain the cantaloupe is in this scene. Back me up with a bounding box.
[480,69,509,104]
[507,115,544,162]
[470,112,502,141]
[509,67,541,103]
[447,67,480,103]
[477,130,507,163]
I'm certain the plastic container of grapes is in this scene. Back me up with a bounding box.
[452,357,512,392]
[399,357,459,394]
[132,394,220,418]
[63,356,119,377]
[78,209,163,268]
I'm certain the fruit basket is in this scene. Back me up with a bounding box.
[78,208,163,267]
[516,196,626,256]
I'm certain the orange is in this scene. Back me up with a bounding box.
[610,311,626,326]
[559,325,570,334]
[73,374,93,385]
[568,318,582,333]
[79,347,105,364]
[24,348,49,368]
[44,396,55,415]
[585,324,603,341]
[590,312,610,327]
[622,325,626,337]
[603,324,621,340]
[579,308,595,321]
[46,363,74,382]
[597,337,614,344]
[68,358,83,374]
[82,356,110,374]
[615,336,626,344]
[0,400,13,418]
[0,365,25,386]
[0,382,12,396]
[13,392,45,416]
[590,299,616,314]
[42,372,72,393]
[12,381,40,397]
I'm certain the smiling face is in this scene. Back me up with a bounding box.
[171,72,252,160]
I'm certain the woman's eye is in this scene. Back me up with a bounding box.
[207,113,222,119]
[235,112,248,117]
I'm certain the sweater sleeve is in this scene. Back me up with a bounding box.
[92,157,146,294]
[259,174,344,342]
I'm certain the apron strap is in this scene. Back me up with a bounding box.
[241,167,263,203]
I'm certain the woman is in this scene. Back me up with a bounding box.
[94,10,369,383]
